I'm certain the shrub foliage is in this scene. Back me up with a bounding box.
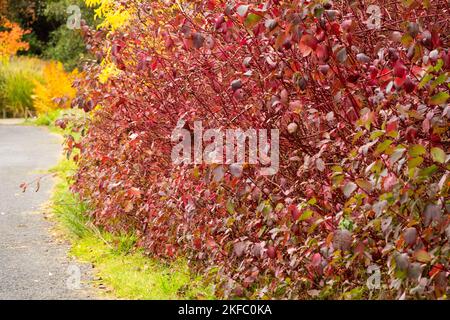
[0,16,29,58]
[33,61,79,115]
[68,0,449,299]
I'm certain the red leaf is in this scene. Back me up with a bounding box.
[299,34,318,57]
[127,187,142,197]
[267,246,276,259]
[429,264,444,277]
[382,174,398,192]
[311,253,322,267]
[315,44,329,62]
[386,118,398,133]
[393,61,407,78]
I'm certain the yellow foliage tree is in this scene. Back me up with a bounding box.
[84,0,135,83]
[0,17,29,59]
[33,62,79,115]
[85,0,131,31]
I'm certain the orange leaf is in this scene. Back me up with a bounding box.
[414,249,432,263]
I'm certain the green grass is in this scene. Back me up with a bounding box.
[50,158,214,300]
[27,108,84,130]
[50,159,89,239]
[0,57,45,117]
[33,109,65,127]
[71,236,212,299]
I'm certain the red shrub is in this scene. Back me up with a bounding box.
[69,0,449,299]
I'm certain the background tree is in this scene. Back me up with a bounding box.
[42,0,95,70]
[1,0,95,69]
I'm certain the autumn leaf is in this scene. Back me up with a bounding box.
[430,147,446,163]
[429,92,449,105]
[408,144,426,157]
[299,34,318,57]
[245,13,262,28]
[342,182,357,198]
[413,249,432,263]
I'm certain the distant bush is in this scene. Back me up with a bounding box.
[42,0,96,70]
[32,61,78,115]
[0,57,77,118]
[1,0,94,69]
[0,57,44,117]
[43,27,87,71]
[0,16,29,59]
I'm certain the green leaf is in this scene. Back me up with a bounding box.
[245,13,262,28]
[414,249,432,263]
[356,179,372,193]
[387,130,399,139]
[401,34,413,47]
[367,160,383,174]
[352,131,364,143]
[418,74,433,89]
[332,174,344,187]
[419,165,438,177]
[226,200,235,214]
[429,92,449,105]
[299,209,313,221]
[402,0,415,7]
[408,156,423,169]
[275,202,284,212]
[370,130,385,140]
[375,139,393,154]
[313,6,324,17]
[408,144,426,157]
[257,225,266,237]
[433,59,444,72]
[431,147,446,164]
[339,218,354,231]
[430,73,448,91]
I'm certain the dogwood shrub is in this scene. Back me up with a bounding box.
[68,0,449,299]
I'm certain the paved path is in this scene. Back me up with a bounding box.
[0,122,94,299]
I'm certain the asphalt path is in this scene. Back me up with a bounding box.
[0,122,94,299]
